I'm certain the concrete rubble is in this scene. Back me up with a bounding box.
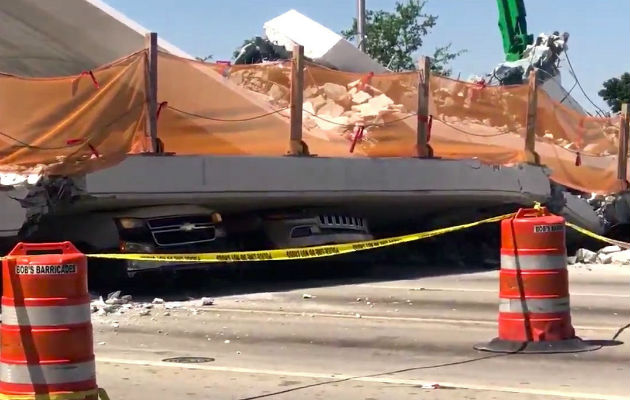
[574,246,630,265]
[90,293,216,321]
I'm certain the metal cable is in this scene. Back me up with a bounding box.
[432,117,513,137]
[167,105,288,122]
[564,51,608,116]
[302,109,417,128]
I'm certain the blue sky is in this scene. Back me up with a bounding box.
[105,0,629,113]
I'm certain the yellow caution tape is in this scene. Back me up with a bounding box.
[566,222,630,249]
[87,213,515,263]
[0,388,109,400]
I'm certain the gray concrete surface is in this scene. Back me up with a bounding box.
[0,0,190,76]
[91,264,630,400]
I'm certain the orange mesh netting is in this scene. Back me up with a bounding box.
[0,49,626,194]
[0,51,148,175]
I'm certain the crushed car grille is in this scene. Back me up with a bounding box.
[147,216,217,247]
[318,215,366,231]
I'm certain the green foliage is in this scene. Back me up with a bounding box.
[341,0,465,74]
[598,72,630,113]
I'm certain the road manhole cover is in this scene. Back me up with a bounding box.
[162,356,215,364]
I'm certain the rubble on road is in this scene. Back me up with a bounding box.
[90,293,217,320]
[573,246,630,266]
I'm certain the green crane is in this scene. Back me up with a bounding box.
[496,0,534,61]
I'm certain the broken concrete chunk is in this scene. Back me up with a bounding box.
[121,295,133,303]
[105,298,124,305]
[268,83,288,101]
[103,304,120,313]
[302,293,313,299]
[322,82,348,102]
[304,86,320,98]
[566,256,577,265]
[352,90,371,104]
[367,93,395,109]
[598,245,621,254]
[200,297,214,306]
[597,253,613,264]
[107,291,121,301]
[318,101,345,118]
[575,248,597,264]
[152,298,165,304]
[314,115,349,131]
[611,250,630,265]
[138,309,151,316]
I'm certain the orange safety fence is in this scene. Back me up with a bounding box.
[0,49,627,195]
[0,51,148,176]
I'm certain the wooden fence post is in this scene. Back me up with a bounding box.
[144,32,159,153]
[618,103,629,190]
[416,56,431,158]
[524,69,540,164]
[288,45,305,156]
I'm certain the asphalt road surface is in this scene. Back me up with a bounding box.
[91,263,629,400]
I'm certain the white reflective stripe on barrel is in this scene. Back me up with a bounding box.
[1,304,91,326]
[499,297,570,313]
[1,360,95,384]
[500,254,567,271]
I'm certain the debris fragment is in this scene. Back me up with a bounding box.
[224,340,231,344]
[152,298,165,304]
[302,294,313,299]
[111,321,119,329]
[107,291,121,300]
[121,295,133,303]
[575,248,597,264]
[599,245,622,255]
[199,297,214,306]
[611,250,630,265]
[138,309,151,316]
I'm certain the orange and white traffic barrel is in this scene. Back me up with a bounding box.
[474,207,601,354]
[1,242,98,399]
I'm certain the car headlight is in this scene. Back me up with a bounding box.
[118,217,145,229]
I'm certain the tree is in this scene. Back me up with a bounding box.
[598,72,630,113]
[341,0,465,74]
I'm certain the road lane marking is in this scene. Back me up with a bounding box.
[358,285,630,298]
[205,307,619,331]
[96,356,627,400]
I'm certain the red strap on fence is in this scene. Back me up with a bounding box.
[359,72,374,90]
[349,125,365,153]
[418,114,433,142]
[156,101,168,120]
[66,138,100,158]
[79,70,99,89]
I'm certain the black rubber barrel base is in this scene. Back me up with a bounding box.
[473,337,602,354]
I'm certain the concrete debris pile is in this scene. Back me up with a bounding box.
[540,125,619,156]
[229,66,291,108]
[583,192,630,229]
[90,292,215,318]
[431,86,523,134]
[229,66,410,140]
[572,246,630,265]
[301,80,409,138]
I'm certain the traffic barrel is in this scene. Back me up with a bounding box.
[1,242,98,399]
[474,207,601,354]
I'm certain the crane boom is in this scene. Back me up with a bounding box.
[496,0,534,61]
